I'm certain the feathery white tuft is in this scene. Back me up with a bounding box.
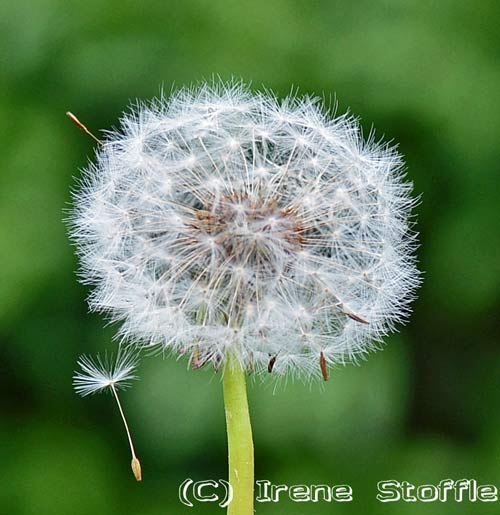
[73,348,139,396]
[69,80,420,378]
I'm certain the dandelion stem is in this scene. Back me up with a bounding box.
[223,356,254,515]
[110,383,142,481]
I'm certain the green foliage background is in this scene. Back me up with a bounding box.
[1,1,499,513]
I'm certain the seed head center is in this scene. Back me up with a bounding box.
[192,194,303,265]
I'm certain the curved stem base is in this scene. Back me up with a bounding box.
[223,358,254,515]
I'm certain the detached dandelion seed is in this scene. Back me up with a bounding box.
[73,349,142,481]
[68,80,420,513]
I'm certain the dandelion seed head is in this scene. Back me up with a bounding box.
[69,80,420,378]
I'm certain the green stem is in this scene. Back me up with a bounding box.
[223,356,254,515]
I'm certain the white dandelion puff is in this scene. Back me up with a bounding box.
[69,80,420,379]
[73,349,142,481]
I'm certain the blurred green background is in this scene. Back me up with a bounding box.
[1,0,499,513]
